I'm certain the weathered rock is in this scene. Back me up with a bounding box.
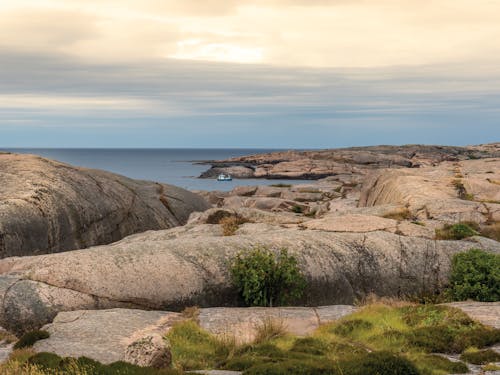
[188,207,307,225]
[124,334,171,369]
[200,144,500,180]
[0,225,499,334]
[303,214,398,232]
[33,309,181,366]
[359,159,500,224]
[0,153,210,257]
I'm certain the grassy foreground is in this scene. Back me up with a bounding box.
[2,303,499,374]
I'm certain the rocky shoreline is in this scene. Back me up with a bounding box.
[0,144,499,373]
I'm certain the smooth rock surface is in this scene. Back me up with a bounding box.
[0,153,210,257]
[33,309,182,365]
[1,224,499,334]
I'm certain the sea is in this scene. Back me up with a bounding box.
[3,148,308,191]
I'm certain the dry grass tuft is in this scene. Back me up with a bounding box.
[181,306,200,322]
[382,208,412,221]
[253,317,288,344]
[355,293,414,308]
[220,215,248,236]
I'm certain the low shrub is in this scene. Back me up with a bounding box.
[435,222,479,240]
[27,352,62,369]
[332,319,373,336]
[270,184,291,188]
[339,351,420,375]
[26,352,183,374]
[13,330,49,349]
[412,354,468,374]
[406,325,454,353]
[460,348,500,365]
[446,248,500,302]
[243,359,338,375]
[230,247,306,307]
[291,205,303,214]
[289,337,330,356]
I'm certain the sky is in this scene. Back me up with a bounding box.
[0,0,499,148]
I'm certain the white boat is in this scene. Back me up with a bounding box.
[217,173,232,181]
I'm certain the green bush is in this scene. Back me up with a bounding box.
[13,330,50,349]
[460,349,500,365]
[446,248,500,302]
[230,247,306,307]
[435,222,479,240]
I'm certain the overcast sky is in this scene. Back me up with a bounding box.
[1,0,499,148]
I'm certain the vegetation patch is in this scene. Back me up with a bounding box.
[452,179,474,200]
[13,330,50,349]
[446,248,500,302]
[460,348,500,365]
[410,354,468,374]
[230,247,306,307]
[219,215,248,236]
[253,317,288,344]
[480,221,500,241]
[435,222,479,240]
[291,205,303,214]
[270,183,292,188]
[382,208,412,221]
[166,320,235,371]
[8,351,184,374]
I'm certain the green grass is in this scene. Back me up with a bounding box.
[435,222,479,240]
[165,303,500,374]
[4,303,500,374]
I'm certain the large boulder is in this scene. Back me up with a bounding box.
[0,223,499,334]
[0,152,210,257]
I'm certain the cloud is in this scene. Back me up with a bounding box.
[2,0,500,67]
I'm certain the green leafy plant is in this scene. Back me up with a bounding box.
[446,248,500,302]
[230,247,306,307]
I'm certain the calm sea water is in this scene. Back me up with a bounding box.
[4,149,308,191]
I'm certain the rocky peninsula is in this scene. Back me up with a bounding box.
[0,144,499,374]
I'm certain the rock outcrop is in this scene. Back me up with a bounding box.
[0,222,499,334]
[200,144,500,180]
[359,158,500,224]
[33,309,181,366]
[0,152,210,257]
